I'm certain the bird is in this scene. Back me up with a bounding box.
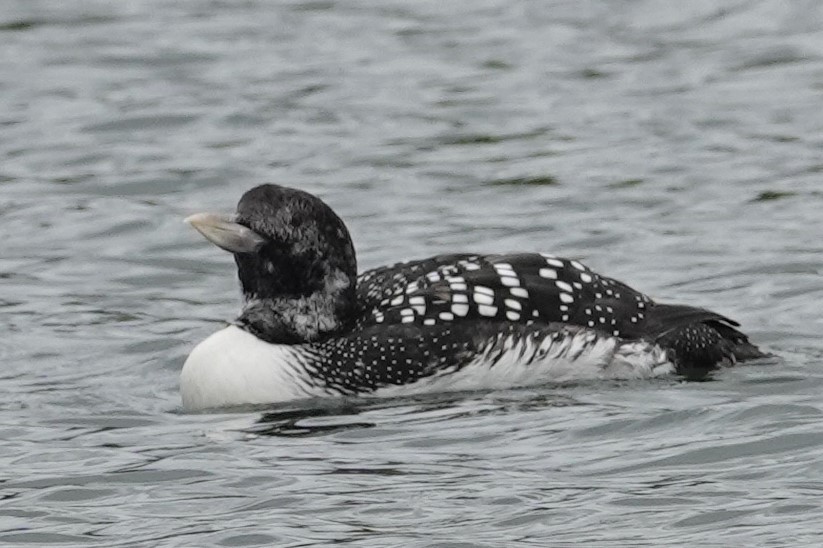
[181,183,763,411]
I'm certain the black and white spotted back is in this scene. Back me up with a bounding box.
[356,253,656,340]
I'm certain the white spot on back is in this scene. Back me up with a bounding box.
[500,276,520,287]
[451,303,469,316]
[556,280,573,293]
[509,287,529,298]
[478,305,498,317]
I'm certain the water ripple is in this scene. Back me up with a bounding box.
[2,0,823,545]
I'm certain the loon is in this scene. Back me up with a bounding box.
[181,184,763,411]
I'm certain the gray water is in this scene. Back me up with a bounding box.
[2,0,823,545]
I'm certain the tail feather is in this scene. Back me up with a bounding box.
[648,304,763,380]
[709,320,766,361]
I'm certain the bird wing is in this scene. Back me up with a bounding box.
[355,252,664,340]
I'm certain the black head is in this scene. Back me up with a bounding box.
[187,184,358,343]
[232,184,357,301]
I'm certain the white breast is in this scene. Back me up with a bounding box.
[181,325,676,411]
[181,325,322,411]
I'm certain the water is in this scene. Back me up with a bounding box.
[2,0,823,545]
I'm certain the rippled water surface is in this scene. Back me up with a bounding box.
[2,0,823,545]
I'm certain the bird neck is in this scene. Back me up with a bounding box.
[236,268,357,344]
